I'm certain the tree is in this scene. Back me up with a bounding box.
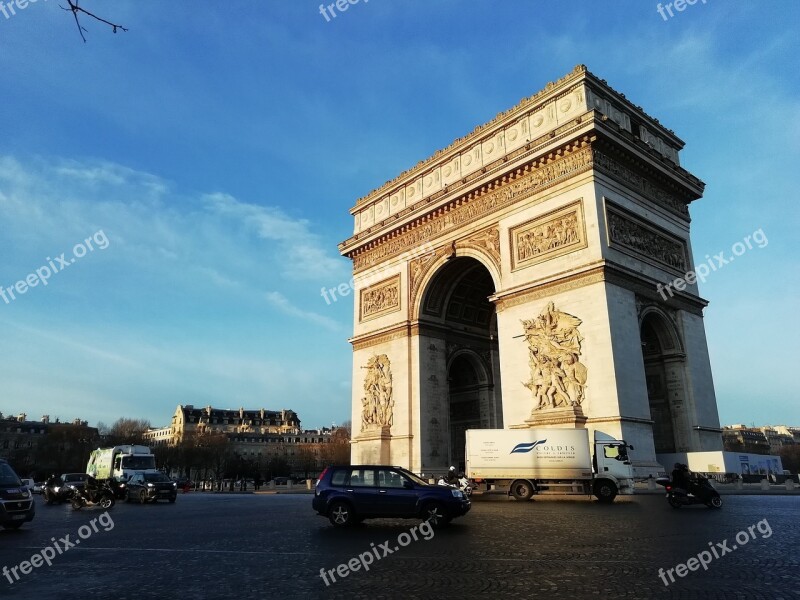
[320,426,351,466]
[62,1,127,43]
[296,445,320,480]
[106,418,151,446]
[778,445,800,474]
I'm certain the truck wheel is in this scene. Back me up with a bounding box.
[594,480,617,503]
[510,480,534,501]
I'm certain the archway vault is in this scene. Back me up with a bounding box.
[640,310,690,454]
[415,256,503,472]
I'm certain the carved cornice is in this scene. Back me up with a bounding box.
[494,266,606,312]
[349,144,594,273]
[350,65,685,214]
[594,149,690,219]
[352,65,591,210]
[350,324,411,352]
[587,415,655,426]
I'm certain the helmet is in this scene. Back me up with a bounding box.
[449,466,455,472]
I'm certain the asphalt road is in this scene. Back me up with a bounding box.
[1,492,798,599]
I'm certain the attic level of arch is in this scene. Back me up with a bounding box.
[341,131,703,274]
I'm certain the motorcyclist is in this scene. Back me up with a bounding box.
[84,475,101,502]
[671,463,690,491]
[445,466,459,485]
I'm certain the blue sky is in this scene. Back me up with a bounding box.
[0,1,797,430]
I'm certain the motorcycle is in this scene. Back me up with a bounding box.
[71,479,116,510]
[655,474,722,509]
[437,474,472,497]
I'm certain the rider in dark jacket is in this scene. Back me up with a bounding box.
[671,463,690,491]
[445,466,459,485]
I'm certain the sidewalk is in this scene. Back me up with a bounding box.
[634,481,800,496]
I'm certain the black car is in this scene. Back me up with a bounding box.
[313,465,471,527]
[125,472,177,503]
[0,459,35,530]
[43,473,88,504]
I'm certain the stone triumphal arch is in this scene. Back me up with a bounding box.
[339,66,723,476]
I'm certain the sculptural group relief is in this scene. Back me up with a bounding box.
[511,201,586,270]
[522,302,588,411]
[360,354,394,431]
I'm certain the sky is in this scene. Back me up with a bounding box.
[0,1,798,430]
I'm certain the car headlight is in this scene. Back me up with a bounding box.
[172,482,177,489]
[54,486,61,493]
[451,489,463,498]
[24,489,32,498]
[147,483,154,488]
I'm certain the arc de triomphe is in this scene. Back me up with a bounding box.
[339,65,723,477]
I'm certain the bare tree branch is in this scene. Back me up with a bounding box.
[60,0,128,43]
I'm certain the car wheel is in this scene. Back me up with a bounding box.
[139,490,148,504]
[422,502,450,527]
[510,480,534,501]
[2,522,23,530]
[328,501,354,527]
[707,496,723,509]
[594,480,617,503]
[100,495,115,509]
[124,491,131,503]
[71,498,83,510]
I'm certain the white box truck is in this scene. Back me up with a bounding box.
[465,429,635,502]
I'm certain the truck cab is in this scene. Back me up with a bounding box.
[592,434,635,499]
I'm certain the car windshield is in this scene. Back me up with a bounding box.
[143,473,170,482]
[64,474,87,482]
[397,468,429,486]
[0,463,21,487]
[121,456,156,470]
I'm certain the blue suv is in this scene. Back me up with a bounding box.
[313,465,470,527]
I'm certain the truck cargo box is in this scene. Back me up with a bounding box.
[466,429,593,480]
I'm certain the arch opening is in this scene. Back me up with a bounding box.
[640,312,685,454]
[418,257,502,473]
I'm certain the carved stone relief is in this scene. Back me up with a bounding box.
[359,275,401,322]
[606,204,688,272]
[458,226,501,271]
[360,354,393,430]
[522,302,588,410]
[510,200,586,270]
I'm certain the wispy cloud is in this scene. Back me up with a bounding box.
[264,291,341,331]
